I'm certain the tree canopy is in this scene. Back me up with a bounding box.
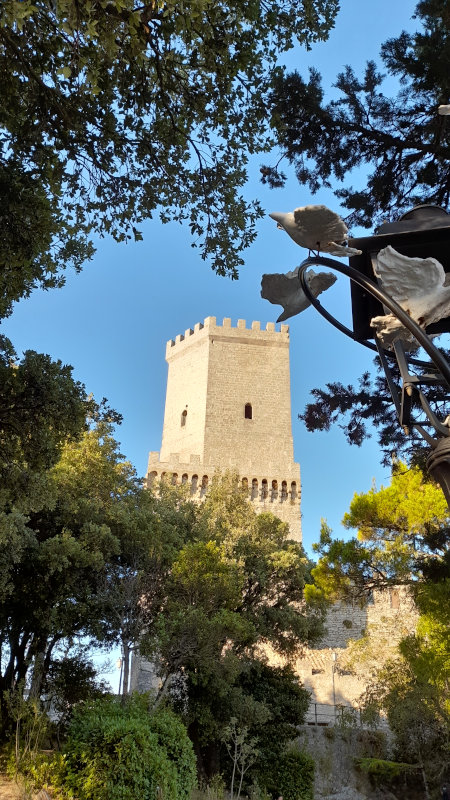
[263,0,450,229]
[309,463,450,794]
[309,463,449,603]
[141,472,323,776]
[0,413,180,729]
[299,358,450,469]
[0,433,321,776]
[0,0,338,317]
[0,422,129,714]
[267,0,450,468]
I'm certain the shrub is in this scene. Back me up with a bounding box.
[62,694,196,800]
[146,701,197,800]
[356,729,387,759]
[354,757,419,781]
[260,749,314,800]
[13,750,67,799]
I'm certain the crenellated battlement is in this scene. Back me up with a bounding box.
[165,316,289,358]
[157,312,300,540]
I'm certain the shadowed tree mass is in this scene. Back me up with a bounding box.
[263,0,450,465]
[263,0,450,229]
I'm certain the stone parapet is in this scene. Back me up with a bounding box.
[165,316,289,360]
[147,451,300,478]
[146,460,301,534]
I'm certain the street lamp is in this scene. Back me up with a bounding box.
[297,205,450,505]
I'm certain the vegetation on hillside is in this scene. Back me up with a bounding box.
[309,463,450,796]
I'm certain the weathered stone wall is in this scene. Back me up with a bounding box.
[148,316,301,541]
[293,587,417,723]
[260,586,417,726]
[129,655,161,695]
[160,321,210,464]
[296,726,389,800]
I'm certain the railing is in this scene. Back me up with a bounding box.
[305,702,389,730]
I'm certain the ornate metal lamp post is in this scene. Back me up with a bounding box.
[296,205,450,505]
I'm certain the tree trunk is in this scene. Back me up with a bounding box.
[29,636,58,701]
[188,722,208,781]
[230,738,237,800]
[202,740,221,779]
[420,761,431,800]
[153,673,173,710]
[29,648,45,699]
[122,642,130,699]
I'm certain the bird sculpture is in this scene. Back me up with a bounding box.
[261,267,337,322]
[269,204,362,257]
[371,245,450,348]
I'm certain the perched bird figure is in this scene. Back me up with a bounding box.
[261,267,337,322]
[269,204,362,257]
[371,245,450,348]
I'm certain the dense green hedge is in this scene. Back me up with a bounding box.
[259,749,315,800]
[62,695,196,800]
[355,757,419,781]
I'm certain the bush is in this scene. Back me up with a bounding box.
[260,749,314,800]
[355,757,419,781]
[62,694,196,800]
[12,750,67,799]
[145,701,198,800]
[355,729,387,759]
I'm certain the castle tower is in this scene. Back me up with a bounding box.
[147,316,301,541]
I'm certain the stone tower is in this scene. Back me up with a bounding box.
[147,315,301,541]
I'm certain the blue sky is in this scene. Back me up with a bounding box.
[2,0,418,563]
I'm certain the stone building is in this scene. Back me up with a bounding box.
[131,315,301,693]
[265,586,418,725]
[146,315,302,541]
[132,316,417,714]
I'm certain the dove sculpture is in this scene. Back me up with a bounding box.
[261,268,337,322]
[269,204,362,257]
[371,245,450,348]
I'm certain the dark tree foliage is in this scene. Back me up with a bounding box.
[236,660,310,764]
[266,0,450,466]
[299,356,450,468]
[0,0,338,316]
[0,341,93,505]
[263,0,450,229]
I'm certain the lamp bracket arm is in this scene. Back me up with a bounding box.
[374,334,401,419]
[417,389,450,438]
[413,423,438,448]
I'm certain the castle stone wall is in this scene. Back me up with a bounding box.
[265,587,417,725]
[148,316,301,541]
[135,319,418,711]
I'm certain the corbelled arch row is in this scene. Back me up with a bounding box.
[147,469,298,505]
[148,470,211,497]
